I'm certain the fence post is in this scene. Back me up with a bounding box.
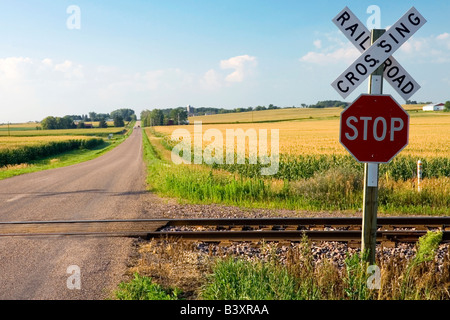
[417,160,423,192]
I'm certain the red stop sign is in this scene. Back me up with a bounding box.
[340,94,409,163]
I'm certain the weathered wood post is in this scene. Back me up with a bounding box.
[362,29,385,265]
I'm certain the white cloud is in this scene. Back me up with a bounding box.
[0,57,34,80]
[0,54,260,123]
[436,33,450,41]
[300,46,359,65]
[220,55,257,82]
[0,57,84,82]
[201,69,222,90]
[54,60,84,79]
[301,31,450,66]
[400,38,426,54]
[436,33,450,50]
[398,34,450,63]
[299,31,362,66]
[313,40,322,49]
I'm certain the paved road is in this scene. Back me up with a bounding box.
[0,126,148,299]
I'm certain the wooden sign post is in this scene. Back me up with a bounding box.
[333,7,426,264]
[363,29,384,265]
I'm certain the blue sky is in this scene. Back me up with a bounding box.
[0,0,449,122]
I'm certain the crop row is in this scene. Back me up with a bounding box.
[0,138,104,167]
[143,129,449,215]
[214,154,450,181]
[156,131,449,181]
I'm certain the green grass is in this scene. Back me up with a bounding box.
[200,232,448,300]
[201,257,302,300]
[413,230,443,265]
[115,273,182,300]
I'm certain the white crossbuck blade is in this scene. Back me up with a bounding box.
[332,7,422,101]
[331,7,426,100]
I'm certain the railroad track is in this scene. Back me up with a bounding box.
[0,217,449,245]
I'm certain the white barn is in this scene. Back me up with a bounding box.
[423,103,445,111]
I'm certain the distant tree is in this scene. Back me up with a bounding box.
[111,108,135,122]
[41,116,57,130]
[140,110,151,127]
[163,115,170,126]
[113,115,125,127]
[98,119,108,128]
[60,116,76,129]
[66,114,83,120]
[309,100,348,108]
[169,108,187,125]
[445,101,450,112]
[77,121,86,129]
[41,116,74,130]
[150,109,164,126]
[96,113,110,121]
[88,112,97,122]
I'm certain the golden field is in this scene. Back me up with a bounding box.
[0,136,97,150]
[153,109,450,159]
[189,104,426,124]
[190,107,342,124]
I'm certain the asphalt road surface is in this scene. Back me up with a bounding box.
[0,126,149,299]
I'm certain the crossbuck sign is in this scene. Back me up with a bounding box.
[331,7,426,100]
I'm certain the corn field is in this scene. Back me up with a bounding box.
[0,137,104,167]
[143,108,450,214]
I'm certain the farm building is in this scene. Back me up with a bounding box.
[187,105,195,117]
[422,103,444,111]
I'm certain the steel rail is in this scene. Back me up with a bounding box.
[162,217,450,228]
[0,217,449,226]
[0,218,448,243]
[145,230,450,243]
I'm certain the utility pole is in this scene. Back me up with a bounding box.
[362,29,385,265]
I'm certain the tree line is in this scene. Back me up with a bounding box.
[140,101,350,127]
[140,108,188,127]
[40,108,135,130]
[300,100,349,108]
